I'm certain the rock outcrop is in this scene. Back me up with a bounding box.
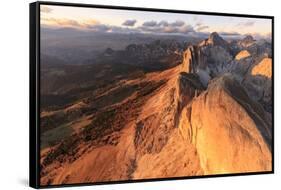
[243,58,272,112]
[199,32,228,48]
[181,33,233,86]
[179,74,272,174]
[239,35,256,47]
[251,57,272,78]
[177,33,272,174]
[235,50,251,60]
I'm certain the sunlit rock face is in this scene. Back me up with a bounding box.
[179,74,272,174]
[235,50,251,60]
[243,58,272,112]
[251,57,272,78]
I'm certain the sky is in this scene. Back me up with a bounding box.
[40,5,272,39]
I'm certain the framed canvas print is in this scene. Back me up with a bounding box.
[29,1,274,188]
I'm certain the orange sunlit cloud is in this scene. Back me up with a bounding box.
[41,17,100,29]
[40,5,271,39]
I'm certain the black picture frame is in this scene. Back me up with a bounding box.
[30,1,274,188]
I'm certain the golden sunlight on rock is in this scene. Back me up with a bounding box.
[252,58,272,78]
[235,50,251,60]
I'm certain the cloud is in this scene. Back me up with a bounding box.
[138,23,195,34]
[138,20,195,34]
[87,24,138,33]
[41,6,53,13]
[178,25,195,33]
[237,21,255,27]
[158,20,169,27]
[122,19,137,26]
[170,20,185,27]
[197,25,209,31]
[142,20,158,27]
[162,26,176,33]
[42,17,139,33]
[83,19,100,26]
[137,25,160,33]
[196,31,210,38]
[86,24,110,32]
[42,18,80,27]
[42,17,200,36]
[244,32,272,40]
[143,20,185,28]
[42,17,196,35]
[41,17,100,29]
[219,32,241,36]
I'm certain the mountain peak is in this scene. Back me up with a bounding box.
[209,32,220,39]
[200,32,227,47]
[204,32,227,47]
[238,35,256,47]
[243,35,255,42]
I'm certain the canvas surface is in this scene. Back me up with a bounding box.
[38,3,273,186]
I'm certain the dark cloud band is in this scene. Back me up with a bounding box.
[122,19,137,26]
